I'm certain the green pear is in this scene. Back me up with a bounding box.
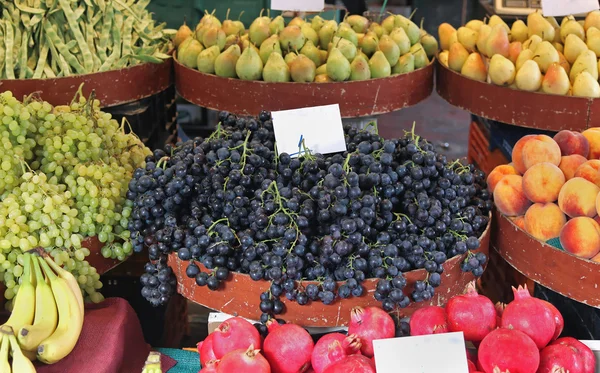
[179,39,204,69]
[215,44,241,78]
[489,54,516,85]
[319,50,328,65]
[290,55,316,82]
[337,23,359,46]
[326,47,351,81]
[222,10,244,36]
[301,24,319,46]
[280,25,306,52]
[560,19,585,43]
[224,34,241,50]
[350,54,371,80]
[382,15,396,33]
[300,40,322,68]
[421,34,439,58]
[174,21,193,48]
[573,71,600,97]
[410,43,429,69]
[359,31,380,56]
[236,45,263,80]
[312,15,325,32]
[177,36,195,59]
[511,20,529,43]
[564,33,588,64]
[249,17,271,47]
[285,52,298,67]
[369,22,384,38]
[200,11,222,28]
[533,41,559,73]
[196,45,220,73]
[316,63,327,75]
[527,11,555,42]
[369,50,391,78]
[195,24,208,44]
[332,37,357,61]
[570,50,598,82]
[392,53,415,74]
[379,35,400,67]
[395,15,420,45]
[319,20,338,49]
[390,28,411,55]
[232,13,245,35]
[457,26,478,52]
[269,16,285,35]
[515,59,542,91]
[587,27,600,55]
[476,24,492,56]
[259,35,282,64]
[347,15,370,33]
[289,17,305,27]
[202,26,226,51]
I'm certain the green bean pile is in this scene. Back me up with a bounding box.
[0,0,174,79]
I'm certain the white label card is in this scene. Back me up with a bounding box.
[271,104,346,157]
[271,0,325,12]
[542,0,599,16]
[373,332,469,373]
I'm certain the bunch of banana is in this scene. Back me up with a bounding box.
[142,351,163,373]
[0,253,85,370]
[0,326,37,373]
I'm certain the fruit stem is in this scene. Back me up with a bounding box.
[39,257,58,281]
[21,253,32,286]
[32,255,45,288]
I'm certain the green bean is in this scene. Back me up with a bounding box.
[73,5,85,20]
[0,29,5,75]
[128,53,162,64]
[25,66,34,78]
[43,63,55,78]
[97,0,105,13]
[121,16,134,58]
[4,21,15,79]
[33,40,48,78]
[30,14,43,27]
[19,30,28,79]
[59,54,71,76]
[43,20,85,73]
[15,0,45,14]
[65,39,77,50]
[58,0,93,72]
[114,55,128,69]
[113,0,140,22]
[97,2,112,62]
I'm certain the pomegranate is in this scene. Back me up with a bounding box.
[409,306,448,336]
[212,317,262,359]
[540,300,564,341]
[468,360,477,372]
[311,333,362,373]
[347,306,395,357]
[501,285,555,349]
[217,345,271,373]
[322,355,376,373]
[263,320,314,373]
[445,281,497,343]
[478,328,540,373]
[199,360,220,373]
[200,334,218,366]
[551,337,596,373]
[538,344,585,373]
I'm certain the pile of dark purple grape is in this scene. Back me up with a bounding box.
[127,110,492,315]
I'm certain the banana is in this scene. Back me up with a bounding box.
[7,332,36,373]
[45,256,84,316]
[18,255,58,352]
[2,254,35,335]
[0,334,11,373]
[36,257,83,364]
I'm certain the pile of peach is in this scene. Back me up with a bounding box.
[489,129,600,261]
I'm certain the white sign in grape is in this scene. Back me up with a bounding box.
[270,0,325,12]
[542,0,599,16]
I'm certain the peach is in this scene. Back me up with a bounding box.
[558,177,600,218]
[524,203,566,241]
[512,135,561,174]
[511,215,526,230]
[574,160,600,186]
[493,175,532,216]
[522,162,565,203]
[487,164,519,193]
[596,192,600,217]
[582,127,600,159]
[553,130,590,157]
[558,154,588,180]
[559,217,600,259]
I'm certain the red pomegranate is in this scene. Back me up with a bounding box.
[322,355,376,373]
[199,334,218,366]
[409,306,448,336]
[217,345,271,373]
[311,333,362,373]
[538,344,585,373]
[551,337,596,373]
[540,300,564,341]
[445,281,497,343]
[263,320,314,373]
[212,317,262,359]
[347,306,395,357]
[199,359,220,373]
[477,328,540,373]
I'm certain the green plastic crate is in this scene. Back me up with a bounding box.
[147,0,201,29]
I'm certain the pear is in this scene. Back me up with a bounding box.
[389,28,411,55]
[347,15,369,33]
[585,10,600,31]
[533,41,559,73]
[561,19,585,42]
[369,50,391,78]
[561,15,575,27]
[438,50,449,67]
[564,33,588,64]
[392,53,415,74]
[570,50,598,82]
[195,24,209,43]
[476,25,492,56]
[557,51,571,75]
[177,36,195,59]
[285,52,298,67]
[515,59,542,91]
[196,45,220,74]
[511,20,528,43]
[236,44,263,80]
[508,41,523,64]
[420,34,439,59]
[224,34,241,50]
[259,35,282,64]
[337,23,359,46]
[486,24,510,58]
[280,25,306,52]
[553,42,564,53]
[466,19,484,32]
[300,40,321,67]
[249,19,270,47]
[222,10,243,36]
[542,63,570,95]
[269,15,285,35]
[312,16,325,32]
[319,20,338,49]
[587,27,600,55]
[179,39,204,69]
[289,55,316,82]
[262,50,290,82]
[489,54,516,85]
[316,63,327,75]
[411,43,429,69]
[516,49,535,71]
[489,15,511,35]
[379,35,400,67]
[382,15,396,33]
[233,18,245,36]
[546,16,560,29]
[573,71,600,97]
[395,15,420,45]
[360,31,380,56]
[369,23,384,38]
[350,54,371,80]
[438,23,457,51]
[301,24,319,46]
[461,52,487,81]
[289,17,305,27]
[448,42,469,72]
[314,74,332,82]
[174,21,193,48]
[332,37,357,62]
[319,50,328,65]
[202,26,226,51]
[527,11,555,42]
[215,44,241,78]
[200,11,222,28]
[523,35,542,51]
[457,26,478,52]
[326,47,351,81]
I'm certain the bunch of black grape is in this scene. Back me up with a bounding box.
[127,110,492,315]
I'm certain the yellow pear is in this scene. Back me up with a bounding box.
[557,51,571,75]
[570,50,598,82]
[586,27,600,55]
[598,59,600,79]
[533,41,559,73]
[546,16,560,29]
[573,71,600,97]
[561,15,575,27]
[553,42,564,53]
[489,54,516,85]
[564,33,589,64]
[486,25,510,57]
[438,23,457,51]
[438,50,449,67]
[457,27,478,52]
[516,49,535,71]
[523,35,542,51]
[489,15,511,35]
[466,19,484,32]
[508,41,523,64]
[515,59,542,91]
[579,20,586,28]
[542,63,570,95]
[585,10,600,31]
[477,25,492,56]
[561,19,585,42]
[448,42,470,72]
[511,20,529,43]
[527,11,555,42]
[461,53,487,81]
